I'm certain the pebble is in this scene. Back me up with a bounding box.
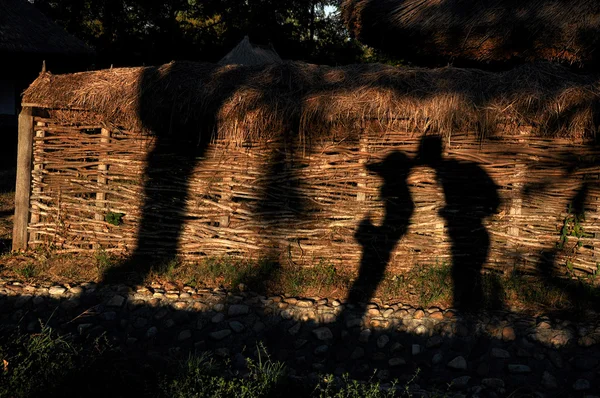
[228,304,249,316]
[48,286,66,295]
[573,379,591,391]
[447,356,467,370]
[212,313,225,323]
[312,327,333,341]
[377,334,390,348]
[229,321,245,333]
[107,295,125,307]
[508,364,531,374]
[209,329,232,340]
[491,348,510,359]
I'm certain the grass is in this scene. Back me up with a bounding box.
[2,247,600,315]
[0,323,429,398]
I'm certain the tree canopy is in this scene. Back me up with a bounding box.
[32,0,378,67]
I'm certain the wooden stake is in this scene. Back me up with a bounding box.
[12,107,34,251]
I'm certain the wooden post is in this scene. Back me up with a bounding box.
[12,107,34,251]
[357,135,368,202]
[95,128,111,222]
[29,121,46,244]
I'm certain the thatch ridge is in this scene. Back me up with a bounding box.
[0,0,93,55]
[219,36,282,66]
[23,60,600,142]
[342,0,600,66]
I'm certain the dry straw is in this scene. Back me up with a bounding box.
[342,0,600,65]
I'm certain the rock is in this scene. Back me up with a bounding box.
[415,325,428,336]
[228,304,249,316]
[491,348,510,359]
[134,317,148,329]
[412,344,422,356]
[229,321,245,333]
[77,323,93,335]
[414,309,425,319]
[213,303,225,312]
[508,364,531,374]
[146,326,158,338]
[107,295,125,307]
[359,329,372,343]
[482,378,505,389]
[547,351,563,369]
[253,322,265,333]
[377,334,390,349]
[314,345,329,355]
[382,308,394,318]
[502,327,516,341]
[575,357,598,371]
[14,295,31,308]
[573,379,591,391]
[426,335,443,348]
[286,322,300,335]
[376,370,389,380]
[313,327,333,341]
[173,301,188,310]
[281,309,294,320]
[102,311,117,321]
[432,352,443,365]
[48,286,66,296]
[294,339,307,349]
[178,330,192,341]
[388,357,406,367]
[390,342,403,352]
[351,347,365,360]
[69,286,84,295]
[447,356,467,370]
[32,296,45,306]
[211,313,225,323]
[451,376,471,389]
[296,299,314,308]
[430,311,444,320]
[346,318,362,328]
[541,371,558,390]
[210,329,232,340]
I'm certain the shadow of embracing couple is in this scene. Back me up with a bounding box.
[348,135,501,314]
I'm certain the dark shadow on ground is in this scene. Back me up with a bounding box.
[0,284,599,397]
[416,136,502,312]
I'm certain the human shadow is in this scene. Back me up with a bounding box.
[100,62,308,287]
[345,151,414,312]
[535,182,600,314]
[416,136,501,312]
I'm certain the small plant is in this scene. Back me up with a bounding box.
[17,263,38,279]
[161,344,286,398]
[95,249,117,273]
[105,211,125,226]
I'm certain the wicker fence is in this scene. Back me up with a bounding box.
[13,108,600,278]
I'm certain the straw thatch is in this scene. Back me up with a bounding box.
[219,36,282,66]
[0,0,93,55]
[342,0,600,66]
[23,60,600,143]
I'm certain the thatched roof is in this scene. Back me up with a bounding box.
[22,60,600,142]
[0,0,93,55]
[219,36,282,66]
[342,0,600,66]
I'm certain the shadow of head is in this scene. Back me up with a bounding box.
[366,151,412,178]
[415,135,443,167]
